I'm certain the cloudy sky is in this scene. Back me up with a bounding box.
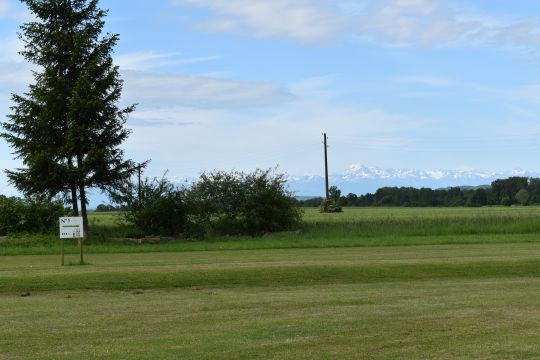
[3,0,540,194]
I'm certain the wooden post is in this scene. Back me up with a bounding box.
[324,133,330,200]
[79,238,84,265]
[61,239,65,266]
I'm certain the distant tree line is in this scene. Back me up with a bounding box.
[297,177,540,207]
[95,204,121,212]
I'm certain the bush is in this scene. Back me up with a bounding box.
[118,176,188,236]
[320,199,343,213]
[187,169,302,236]
[0,195,67,236]
[501,196,512,207]
[114,169,302,238]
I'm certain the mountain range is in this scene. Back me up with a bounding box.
[86,164,538,207]
[287,164,539,196]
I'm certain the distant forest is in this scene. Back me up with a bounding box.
[297,177,540,207]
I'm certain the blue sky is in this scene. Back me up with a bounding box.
[2,0,540,195]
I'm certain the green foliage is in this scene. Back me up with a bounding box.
[4,207,540,255]
[112,169,301,238]
[1,0,143,240]
[466,188,488,207]
[0,195,66,236]
[501,196,512,207]
[319,199,343,213]
[338,177,540,207]
[95,204,118,212]
[328,186,341,202]
[187,169,302,236]
[516,189,531,206]
[492,177,528,205]
[528,178,540,203]
[297,197,324,207]
[337,196,348,207]
[119,176,188,237]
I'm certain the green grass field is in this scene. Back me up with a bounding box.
[3,206,540,256]
[2,207,540,358]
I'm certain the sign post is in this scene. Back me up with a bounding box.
[59,217,84,266]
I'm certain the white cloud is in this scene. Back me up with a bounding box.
[0,62,33,87]
[0,0,31,22]
[115,51,219,71]
[121,76,432,178]
[0,1,9,17]
[0,36,23,62]
[125,104,426,177]
[357,0,477,47]
[0,36,33,90]
[172,0,341,42]
[171,0,540,52]
[121,70,294,109]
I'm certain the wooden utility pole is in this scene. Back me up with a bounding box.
[324,133,330,200]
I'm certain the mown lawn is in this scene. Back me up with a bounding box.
[2,208,540,358]
[1,244,540,359]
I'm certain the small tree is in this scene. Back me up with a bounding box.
[320,186,343,213]
[319,199,342,213]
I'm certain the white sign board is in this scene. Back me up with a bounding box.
[59,217,84,239]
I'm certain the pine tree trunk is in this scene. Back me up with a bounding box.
[79,183,89,242]
[71,183,79,216]
[77,183,87,265]
[68,158,79,216]
[76,155,89,243]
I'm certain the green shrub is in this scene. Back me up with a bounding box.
[187,169,302,236]
[320,199,343,213]
[0,195,67,236]
[501,196,512,207]
[115,169,302,238]
[118,177,188,236]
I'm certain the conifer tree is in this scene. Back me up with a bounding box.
[1,0,141,241]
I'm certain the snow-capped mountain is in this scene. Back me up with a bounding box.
[288,164,538,196]
[86,164,538,207]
